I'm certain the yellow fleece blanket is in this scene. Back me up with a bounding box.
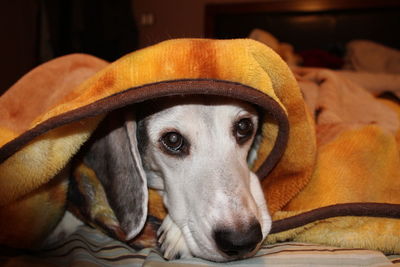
[0,39,399,254]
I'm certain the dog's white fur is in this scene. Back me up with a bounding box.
[48,97,271,262]
[140,97,271,261]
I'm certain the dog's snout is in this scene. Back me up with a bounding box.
[213,221,262,257]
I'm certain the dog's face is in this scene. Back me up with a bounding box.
[137,96,271,261]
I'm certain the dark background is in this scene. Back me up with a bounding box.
[0,0,139,96]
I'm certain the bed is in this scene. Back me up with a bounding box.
[204,0,400,266]
[205,0,400,97]
[3,227,399,266]
[1,1,400,266]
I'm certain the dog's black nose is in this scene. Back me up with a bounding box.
[213,221,262,257]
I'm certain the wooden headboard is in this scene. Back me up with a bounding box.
[205,0,400,53]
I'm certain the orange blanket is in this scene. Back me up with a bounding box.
[267,67,400,253]
[0,39,399,255]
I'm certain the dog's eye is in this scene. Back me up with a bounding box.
[234,118,254,144]
[161,132,186,154]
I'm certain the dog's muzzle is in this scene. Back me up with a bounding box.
[213,220,262,258]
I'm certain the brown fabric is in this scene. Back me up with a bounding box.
[271,203,400,234]
[0,79,289,179]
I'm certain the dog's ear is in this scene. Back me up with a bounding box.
[83,110,148,240]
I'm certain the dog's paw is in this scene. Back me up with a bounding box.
[157,215,192,260]
[42,211,83,247]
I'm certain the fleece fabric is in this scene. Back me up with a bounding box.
[0,39,399,254]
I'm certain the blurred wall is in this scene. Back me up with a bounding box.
[132,0,276,48]
[0,0,138,95]
[0,0,271,94]
[0,1,40,95]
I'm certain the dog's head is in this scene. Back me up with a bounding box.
[84,95,271,262]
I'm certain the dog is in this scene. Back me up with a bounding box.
[48,95,271,262]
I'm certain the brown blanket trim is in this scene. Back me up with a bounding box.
[0,79,289,180]
[270,202,400,234]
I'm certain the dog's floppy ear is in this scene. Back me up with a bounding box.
[83,110,148,240]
